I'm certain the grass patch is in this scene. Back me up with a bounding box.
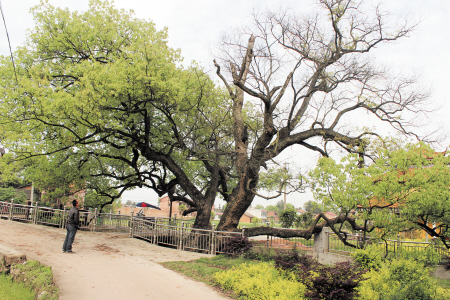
[0,274,35,300]
[10,260,59,300]
[161,255,257,286]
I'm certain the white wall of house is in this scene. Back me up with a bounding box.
[247,208,267,222]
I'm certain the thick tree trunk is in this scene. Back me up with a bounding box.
[192,198,214,229]
[217,164,259,231]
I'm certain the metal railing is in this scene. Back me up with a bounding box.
[249,233,314,250]
[0,201,246,255]
[327,231,449,260]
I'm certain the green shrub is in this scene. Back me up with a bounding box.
[395,247,441,266]
[214,262,306,300]
[222,236,252,256]
[357,259,450,300]
[351,244,384,271]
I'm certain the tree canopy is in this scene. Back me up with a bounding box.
[0,0,435,234]
[309,142,450,248]
[0,0,232,228]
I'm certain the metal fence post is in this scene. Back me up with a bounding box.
[179,221,184,250]
[129,211,134,238]
[93,208,98,232]
[153,218,158,244]
[33,202,39,224]
[62,206,66,229]
[210,224,216,255]
[9,199,13,221]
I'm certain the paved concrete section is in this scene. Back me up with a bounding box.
[0,243,27,266]
[0,219,230,300]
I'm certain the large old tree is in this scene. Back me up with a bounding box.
[0,0,431,233]
[214,0,429,231]
[0,0,234,229]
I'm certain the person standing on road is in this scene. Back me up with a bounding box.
[62,200,80,253]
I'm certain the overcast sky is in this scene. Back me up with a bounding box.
[1,0,449,208]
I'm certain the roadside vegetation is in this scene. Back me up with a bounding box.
[0,274,35,300]
[0,260,59,300]
[162,238,450,300]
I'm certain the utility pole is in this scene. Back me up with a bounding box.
[30,182,34,206]
[283,162,288,211]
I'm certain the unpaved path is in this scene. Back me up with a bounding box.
[0,219,230,300]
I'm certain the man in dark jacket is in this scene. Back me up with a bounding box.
[63,200,80,253]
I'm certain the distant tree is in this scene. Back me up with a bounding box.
[303,201,322,214]
[276,200,295,213]
[265,205,279,214]
[295,211,314,229]
[254,204,264,209]
[124,200,134,206]
[0,187,28,204]
[279,209,298,228]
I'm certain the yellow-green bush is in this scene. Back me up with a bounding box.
[357,259,450,300]
[350,244,384,271]
[214,262,306,300]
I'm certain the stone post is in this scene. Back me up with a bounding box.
[314,227,330,254]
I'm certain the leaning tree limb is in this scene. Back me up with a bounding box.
[243,212,371,249]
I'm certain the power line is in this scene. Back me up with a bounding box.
[0,0,18,84]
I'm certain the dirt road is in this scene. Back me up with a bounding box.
[0,219,230,300]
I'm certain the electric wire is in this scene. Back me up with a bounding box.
[0,0,18,84]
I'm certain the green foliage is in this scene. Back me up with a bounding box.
[0,274,35,300]
[0,0,232,229]
[84,190,119,210]
[0,187,28,204]
[162,255,255,286]
[295,211,314,229]
[279,209,298,228]
[214,262,306,300]
[357,259,450,300]
[276,201,295,213]
[254,204,264,209]
[222,236,252,256]
[309,142,450,245]
[394,247,442,266]
[302,200,322,214]
[251,217,262,224]
[211,211,216,220]
[351,244,384,271]
[265,205,279,215]
[10,260,58,300]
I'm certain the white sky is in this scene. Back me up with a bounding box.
[1,0,449,208]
